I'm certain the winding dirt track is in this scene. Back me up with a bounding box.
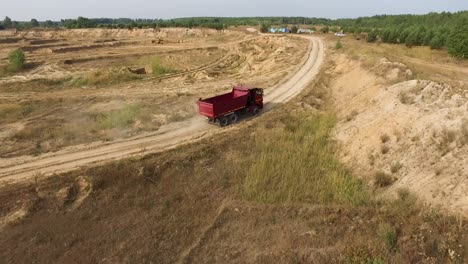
[0,36,324,184]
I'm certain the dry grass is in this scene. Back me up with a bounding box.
[374,171,393,187]
[390,161,403,174]
[0,39,467,263]
[242,112,369,206]
[380,144,390,154]
[71,69,142,87]
[399,92,415,105]
[380,133,390,143]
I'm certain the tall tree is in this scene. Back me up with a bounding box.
[447,20,468,58]
[3,16,12,28]
[30,19,39,27]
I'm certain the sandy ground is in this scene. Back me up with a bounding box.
[0,28,309,157]
[329,51,468,216]
[0,36,324,184]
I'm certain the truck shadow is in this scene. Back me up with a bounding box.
[210,102,280,127]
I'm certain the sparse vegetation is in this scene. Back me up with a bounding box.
[71,69,142,87]
[374,171,393,187]
[7,48,26,72]
[380,224,398,251]
[380,144,390,154]
[335,40,343,49]
[151,57,176,76]
[461,119,468,145]
[399,92,415,105]
[94,104,141,130]
[242,112,369,206]
[260,23,270,33]
[380,133,390,143]
[390,161,403,173]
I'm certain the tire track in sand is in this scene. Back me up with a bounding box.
[0,36,324,184]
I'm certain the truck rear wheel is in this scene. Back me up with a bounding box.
[219,117,229,127]
[229,113,239,123]
[252,106,260,116]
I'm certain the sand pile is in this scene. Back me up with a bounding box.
[332,55,468,216]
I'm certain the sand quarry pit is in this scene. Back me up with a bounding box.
[330,53,468,216]
[0,28,309,159]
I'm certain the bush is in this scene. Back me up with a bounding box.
[374,171,393,187]
[260,23,270,33]
[151,57,175,76]
[430,35,444,49]
[8,48,25,72]
[367,30,377,43]
[291,25,298,34]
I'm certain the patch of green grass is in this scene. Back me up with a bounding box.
[335,41,343,49]
[380,223,398,251]
[7,48,25,72]
[151,57,176,76]
[94,104,141,130]
[242,112,369,206]
[0,104,22,123]
[71,69,142,87]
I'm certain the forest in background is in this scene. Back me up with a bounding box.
[1,11,467,57]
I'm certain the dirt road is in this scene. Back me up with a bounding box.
[0,36,324,184]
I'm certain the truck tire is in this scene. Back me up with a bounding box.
[252,106,260,116]
[229,113,239,123]
[219,116,229,127]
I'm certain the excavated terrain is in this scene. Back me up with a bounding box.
[328,41,468,217]
[0,28,308,158]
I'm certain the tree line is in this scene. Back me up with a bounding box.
[336,11,468,58]
[1,11,467,57]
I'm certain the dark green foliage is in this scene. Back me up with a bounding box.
[336,11,468,57]
[44,20,55,28]
[8,49,25,72]
[330,26,340,32]
[321,26,329,33]
[430,35,444,49]
[3,11,467,58]
[447,20,468,58]
[30,19,39,27]
[260,23,270,33]
[367,30,378,42]
[405,31,418,47]
[291,25,298,34]
[2,16,12,28]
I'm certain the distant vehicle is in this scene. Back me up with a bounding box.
[198,86,264,126]
[297,28,314,34]
[334,32,346,37]
[270,28,291,33]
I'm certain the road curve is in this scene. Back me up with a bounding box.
[0,36,324,184]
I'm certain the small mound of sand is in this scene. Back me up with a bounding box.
[332,54,468,216]
[374,58,413,81]
[0,206,30,229]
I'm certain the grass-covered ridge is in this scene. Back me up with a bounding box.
[243,112,368,206]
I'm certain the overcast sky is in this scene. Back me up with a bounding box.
[2,0,468,21]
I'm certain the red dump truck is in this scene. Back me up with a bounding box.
[198,86,264,126]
